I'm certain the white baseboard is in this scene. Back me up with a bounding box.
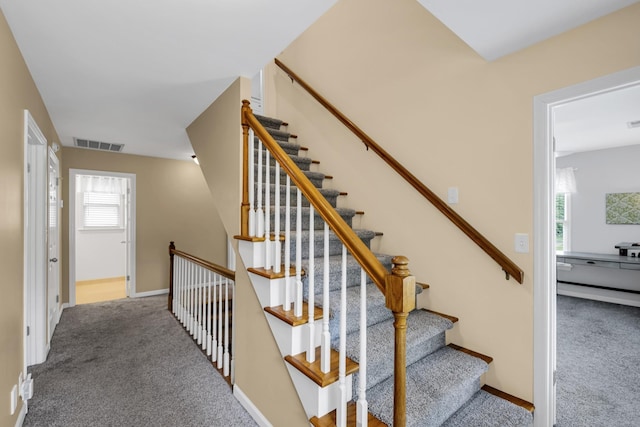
[133,289,169,298]
[558,282,640,307]
[57,303,69,324]
[14,401,27,427]
[234,385,273,427]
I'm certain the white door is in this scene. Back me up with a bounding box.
[47,149,60,342]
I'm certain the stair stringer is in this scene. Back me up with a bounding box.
[237,239,354,419]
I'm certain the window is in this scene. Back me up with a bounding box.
[556,193,570,251]
[82,192,123,229]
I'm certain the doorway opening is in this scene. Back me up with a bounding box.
[533,66,640,427]
[69,170,136,306]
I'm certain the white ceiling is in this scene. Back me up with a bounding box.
[555,84,640,156]
[1,0,638,160]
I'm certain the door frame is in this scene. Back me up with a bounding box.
[47,147,61,343]
[532,65,640,427]
[68,169,136,305]
[23,110,48,368]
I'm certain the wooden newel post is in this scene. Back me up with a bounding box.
[385,256,416,427]
[168,241,175,311]
[240,99,252,237]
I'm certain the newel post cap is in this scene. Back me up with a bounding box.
[385,256,416,313]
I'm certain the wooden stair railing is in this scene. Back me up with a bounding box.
[240,101,415,426]
[169,241,236,381]
[274,58,524,284]
[242,101,388,292]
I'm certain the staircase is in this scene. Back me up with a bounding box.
[236,112,534,426]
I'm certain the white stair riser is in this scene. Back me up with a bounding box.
[266,312,321,356]
[249,273,287,308]
[286,364,353,419]
[238,239,266,269]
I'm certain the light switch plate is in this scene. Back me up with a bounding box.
[447,187,459,204]
[515,233,529,253]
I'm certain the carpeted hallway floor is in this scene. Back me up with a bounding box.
[556,295,640,426]
[23,295,257,427]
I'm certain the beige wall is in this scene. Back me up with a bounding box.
[61,147,227,302]
[271,0,640,402]
[0,9,61,427]
[187,77,309,426]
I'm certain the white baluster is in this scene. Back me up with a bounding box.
[197,266,202,345]
[284,175,292,311]
[172,257,177,315]
[321,222,331,373]
[307,204,316,363]
[264,149,271,270]
[211,274,218,362]
[180,258,185,324]
[357,268,368,427]
[223,278,230,377]
[295,188,303,318]
[217,273,224,369]
[248,129,256,237]
[201,267,206,349]
[175,257,181,320]
[256,139,264,237]
[273,162,281,273]
[337,245,348,427]
[207,270,213,356]
[188,262,194,334]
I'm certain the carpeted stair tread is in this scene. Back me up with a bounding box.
[302,253,394,298]
[254,137,300,156]
[441,390,533,427]
[255,150,312,171]
[366,346,489,427]
[263,184,340,208]
[344,309,454,393]
[255,114,284,130]
[258,165,326,188]
[286,229,377,259]
[325,283,393,344]
[271,206,356,230]
[265,128,294,142]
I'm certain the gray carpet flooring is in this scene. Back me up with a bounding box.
[23,296,257,427]
[556,295,640,426]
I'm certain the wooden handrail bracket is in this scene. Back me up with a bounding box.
[274,58,524,284]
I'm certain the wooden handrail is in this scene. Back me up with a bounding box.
[274,58,524,284]
[241,101,388,293]
[169,242,235,280]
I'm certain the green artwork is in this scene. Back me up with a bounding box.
[606,193,640,224]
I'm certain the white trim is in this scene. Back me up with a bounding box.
[533,66,640,427]
[69,169,136,306]
[23,110,49,368]
[14,401,27,427]
[557,283,640,307]
[133,289,169,298]
[233,385,273,427]
[58,303,69,324]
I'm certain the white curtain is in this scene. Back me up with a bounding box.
[76,174,126,194]
[555,167,576,193]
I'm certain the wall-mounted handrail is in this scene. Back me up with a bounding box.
[274,58,524,284]
[241,101,388,293]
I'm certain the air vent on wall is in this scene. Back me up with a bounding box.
[74,137,124,152]
[628,120,640,129]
